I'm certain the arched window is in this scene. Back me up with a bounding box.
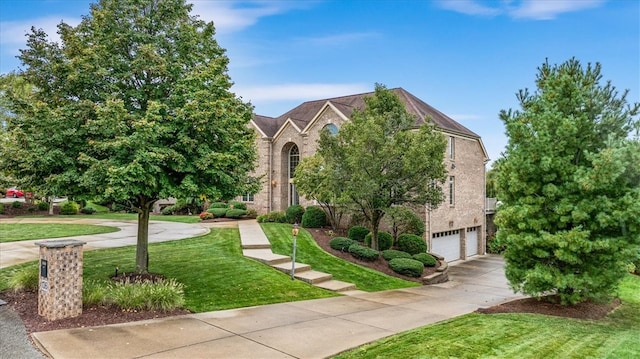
[323,123,338,135]
[289,144,300,205]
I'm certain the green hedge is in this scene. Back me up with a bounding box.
[60,200,79,215]
[389,258,424,277]
[225,208,247,219]
[329,237,355,251]
[413,253,437,267]
[257,211,287,223]
[348,226,369,242]
[301,206,327,228]
[207,207,228,217]
[348,243,379,262]
[209,202,228,208]
[364,231,393,251]
[397,234,427,255]
[228,201,247,210]
[285,205,305,224]
[382,249,413,261]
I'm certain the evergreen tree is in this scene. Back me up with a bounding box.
[496,58,640,304]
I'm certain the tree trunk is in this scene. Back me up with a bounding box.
[370,210,383,250]
[48,197,54,215]
[135,198,155,273]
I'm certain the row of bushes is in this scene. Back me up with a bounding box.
[347,226,428,254]
[257,205,327,228]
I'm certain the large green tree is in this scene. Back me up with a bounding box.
[296,84,447,249]
[3,0,257,273]
[495,58,640,304]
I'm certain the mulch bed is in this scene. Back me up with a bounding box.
[0,224,622,336]
[0,201,60,217]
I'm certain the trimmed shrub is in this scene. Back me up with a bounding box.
[301,206,327,228]
[397,234,428,255]
[413,253,437,267]
[266,211,287,223]
[0,203,3,214]
[348,226,369,242]
[161,206,175,215]
[209,202,228,208]
[8,266,39,291]
[37,201,49,211]
[228,201,247,210]
[207,207,227,218]
[364,231,393,251]
[80,207,97,214]
[60,200,79,215]
[225,208,247,219]
[329,237,355,251]
[12,201,22,208]
[389,258,424,277]
[348,243,379,262]
[382,249,413,261]
[245,208,258,218]
[285,205,305,224]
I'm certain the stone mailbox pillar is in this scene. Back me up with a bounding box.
[35,239,86,321]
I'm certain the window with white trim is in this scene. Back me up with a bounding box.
[449,136,455,160]
[242,193,254,202]
[289,144,300,206]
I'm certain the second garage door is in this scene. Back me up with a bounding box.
[431,230,461,262]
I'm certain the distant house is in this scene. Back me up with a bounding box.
[245,87,489,262]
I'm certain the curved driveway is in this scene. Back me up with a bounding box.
[0,218,209,269]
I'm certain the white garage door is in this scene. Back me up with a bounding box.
[466,227,479,257]
[431,230,461,262]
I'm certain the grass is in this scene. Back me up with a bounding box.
[261,223,419,292]
[0,228,338,312]
[16,212,202,223]
[0,223,120,243]
[334,274,640,359]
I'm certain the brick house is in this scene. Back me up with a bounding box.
[245,88,489,262]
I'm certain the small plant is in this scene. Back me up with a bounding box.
[348,226,369,242]
[161,206,175,215]
[60,200,79,215]
[225,208,247,219]
[108,278,185,311]
[382,249,413,261]
[264,211,287,223]
[365,232,393,251]
[348,243,380,262]
[397,234,428,255]
[37,201,49,211]
[0,203,4,214]
[301,206,327,228]
[27,206,36,212]
[285,205,305,224]
[413,253,437,267]
[389,258,424,277]
[199,212,214,220]
[8,266,39,292]
[12,201,22,209]
[245,208,258,218]
[80,206,97,214]
[329,237,355,251]
[83,280,109,306]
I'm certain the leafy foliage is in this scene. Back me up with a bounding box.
[382,249,413,261]
[60,200,79,215]
[329,237,356,251]
[496,58,640,304]
[348,243,380,261]
[285,205,305,224]
[385,206,425,240]
[301,206,327,228]
[296,84,446,250]
[1,0,258,273]
[256,211,287,223]
[388,258,424,277]
[365,231,393,251]
[397,234,428,255]
[228,201,246,210]
[206,207,227,218]
[413,253,437,267]
[348,226,369,242]
[225,208,247,219]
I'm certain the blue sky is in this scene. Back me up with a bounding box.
[1,0,638,167]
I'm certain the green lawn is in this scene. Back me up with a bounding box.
[0,228,337,312]
[261,223,419,292]
[12,213,201,223]
[334,275,640,359]
[0,223,120,243]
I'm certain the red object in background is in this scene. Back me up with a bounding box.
[6,187,25,198]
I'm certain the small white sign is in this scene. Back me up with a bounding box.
[40,279,49,292]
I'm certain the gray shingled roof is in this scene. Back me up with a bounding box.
[252,88,479,138]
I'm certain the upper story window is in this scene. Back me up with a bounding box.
[323,123,338,135]
[448,136,455,160]
[449,176,455,206]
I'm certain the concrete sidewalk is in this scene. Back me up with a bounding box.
[31,255,518,359]
[0,218,209,269]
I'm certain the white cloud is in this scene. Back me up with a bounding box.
[233,83,371,102]
[436,0,501,17]
[190,0,312,34]
[436,0,606,20]
[300,32,381,46]
[508,0,605,20]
